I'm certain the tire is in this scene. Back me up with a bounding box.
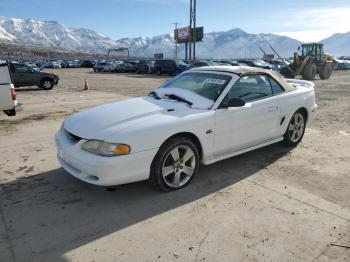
[149,136,200,192]
[156,68,162,75]
[319,63,333,80]
[40,79,54,90]
[283,110,306,147]
[302,63,316,80]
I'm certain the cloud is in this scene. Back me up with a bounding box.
[274,7,350,42]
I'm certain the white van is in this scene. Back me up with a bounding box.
[0,62,23,116]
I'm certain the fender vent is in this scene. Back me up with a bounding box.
[280,117,286,125]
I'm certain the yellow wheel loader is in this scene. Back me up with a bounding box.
[280,43,333,80]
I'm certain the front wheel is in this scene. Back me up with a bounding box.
[319,63,333,80]
[302,63,316,80]
[149,137,199,192]
[283,111,306,147]
[40,79,54,90]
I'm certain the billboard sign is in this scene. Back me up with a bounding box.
[174,27,204,43]
[176,27,190,42]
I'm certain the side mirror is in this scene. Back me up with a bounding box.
[224,97,246,108]
[298,46,300,51]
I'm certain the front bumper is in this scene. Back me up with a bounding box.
[55,130,158,186]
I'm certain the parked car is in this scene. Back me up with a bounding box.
[56,66,317,191]
[190,60,219,68]
[333,58,350,70]
[212,60,242,66]
[81,60,94,68]
[45,61,62,69]
[154,59,189,75]
[119,61,138,73]
[137,60,153,74]
[9,62,59,90]
[237,59,273,70]
[148,60,156,74]
[60,60,70,68]
[263,59,288,70]
[93,61,106,72]
[102,61,117,72]
[24,61,40,71]
[338,56,350,61]
[0,62,23,116]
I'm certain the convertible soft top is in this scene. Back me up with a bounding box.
[190,66,295,92]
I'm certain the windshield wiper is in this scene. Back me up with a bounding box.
[148,91,161,100]
[165,94,193,107]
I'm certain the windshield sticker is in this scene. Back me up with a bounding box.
[205,79,226,85]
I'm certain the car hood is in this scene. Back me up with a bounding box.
[64,96,186,140]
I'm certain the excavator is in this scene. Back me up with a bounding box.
[270,43,333,80]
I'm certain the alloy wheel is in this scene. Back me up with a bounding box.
[288,113,305,142]
[162,145,196,188]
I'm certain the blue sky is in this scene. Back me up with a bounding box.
[1,0,349,41]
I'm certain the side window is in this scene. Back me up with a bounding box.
[14,64,31,73]
[269,77,284,95]
[227,75,272,102]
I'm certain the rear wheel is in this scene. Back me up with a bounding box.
[283,110,306,147]
[149,137,199,192]
[302,63,316,80]
[319,63,333,80]
[40,79,54,90]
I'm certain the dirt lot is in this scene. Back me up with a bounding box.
[0,68,349,262]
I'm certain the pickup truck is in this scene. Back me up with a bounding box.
[9,62,59,90]
[0,62,23,116]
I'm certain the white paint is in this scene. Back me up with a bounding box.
[0,63,17,113]
[56,70,317,186]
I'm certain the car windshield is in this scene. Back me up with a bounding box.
[160,72,232,101]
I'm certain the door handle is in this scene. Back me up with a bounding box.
[268,105,279,112]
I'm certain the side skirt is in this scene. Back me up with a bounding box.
[203,137,284,165]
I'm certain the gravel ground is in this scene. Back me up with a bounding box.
[0,69,349,262]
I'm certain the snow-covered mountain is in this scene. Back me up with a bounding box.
[0,16,348,58]
[321,32,350,56]
[115,29,303,58]
[0,16,118,53]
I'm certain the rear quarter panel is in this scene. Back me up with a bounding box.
[277,86,316,136]
[0,64,15,111]
[0,84,14,111]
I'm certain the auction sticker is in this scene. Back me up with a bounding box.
[205,79,226,85]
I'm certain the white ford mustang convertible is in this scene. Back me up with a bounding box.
[55,66,317,191]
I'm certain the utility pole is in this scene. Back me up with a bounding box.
[172,22,180,59]
[193,0,196,62]
[189,0,193,62]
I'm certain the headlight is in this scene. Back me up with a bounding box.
[81,140,130,157]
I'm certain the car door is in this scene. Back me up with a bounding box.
[11,64,34,87]
[214,74,282,156]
